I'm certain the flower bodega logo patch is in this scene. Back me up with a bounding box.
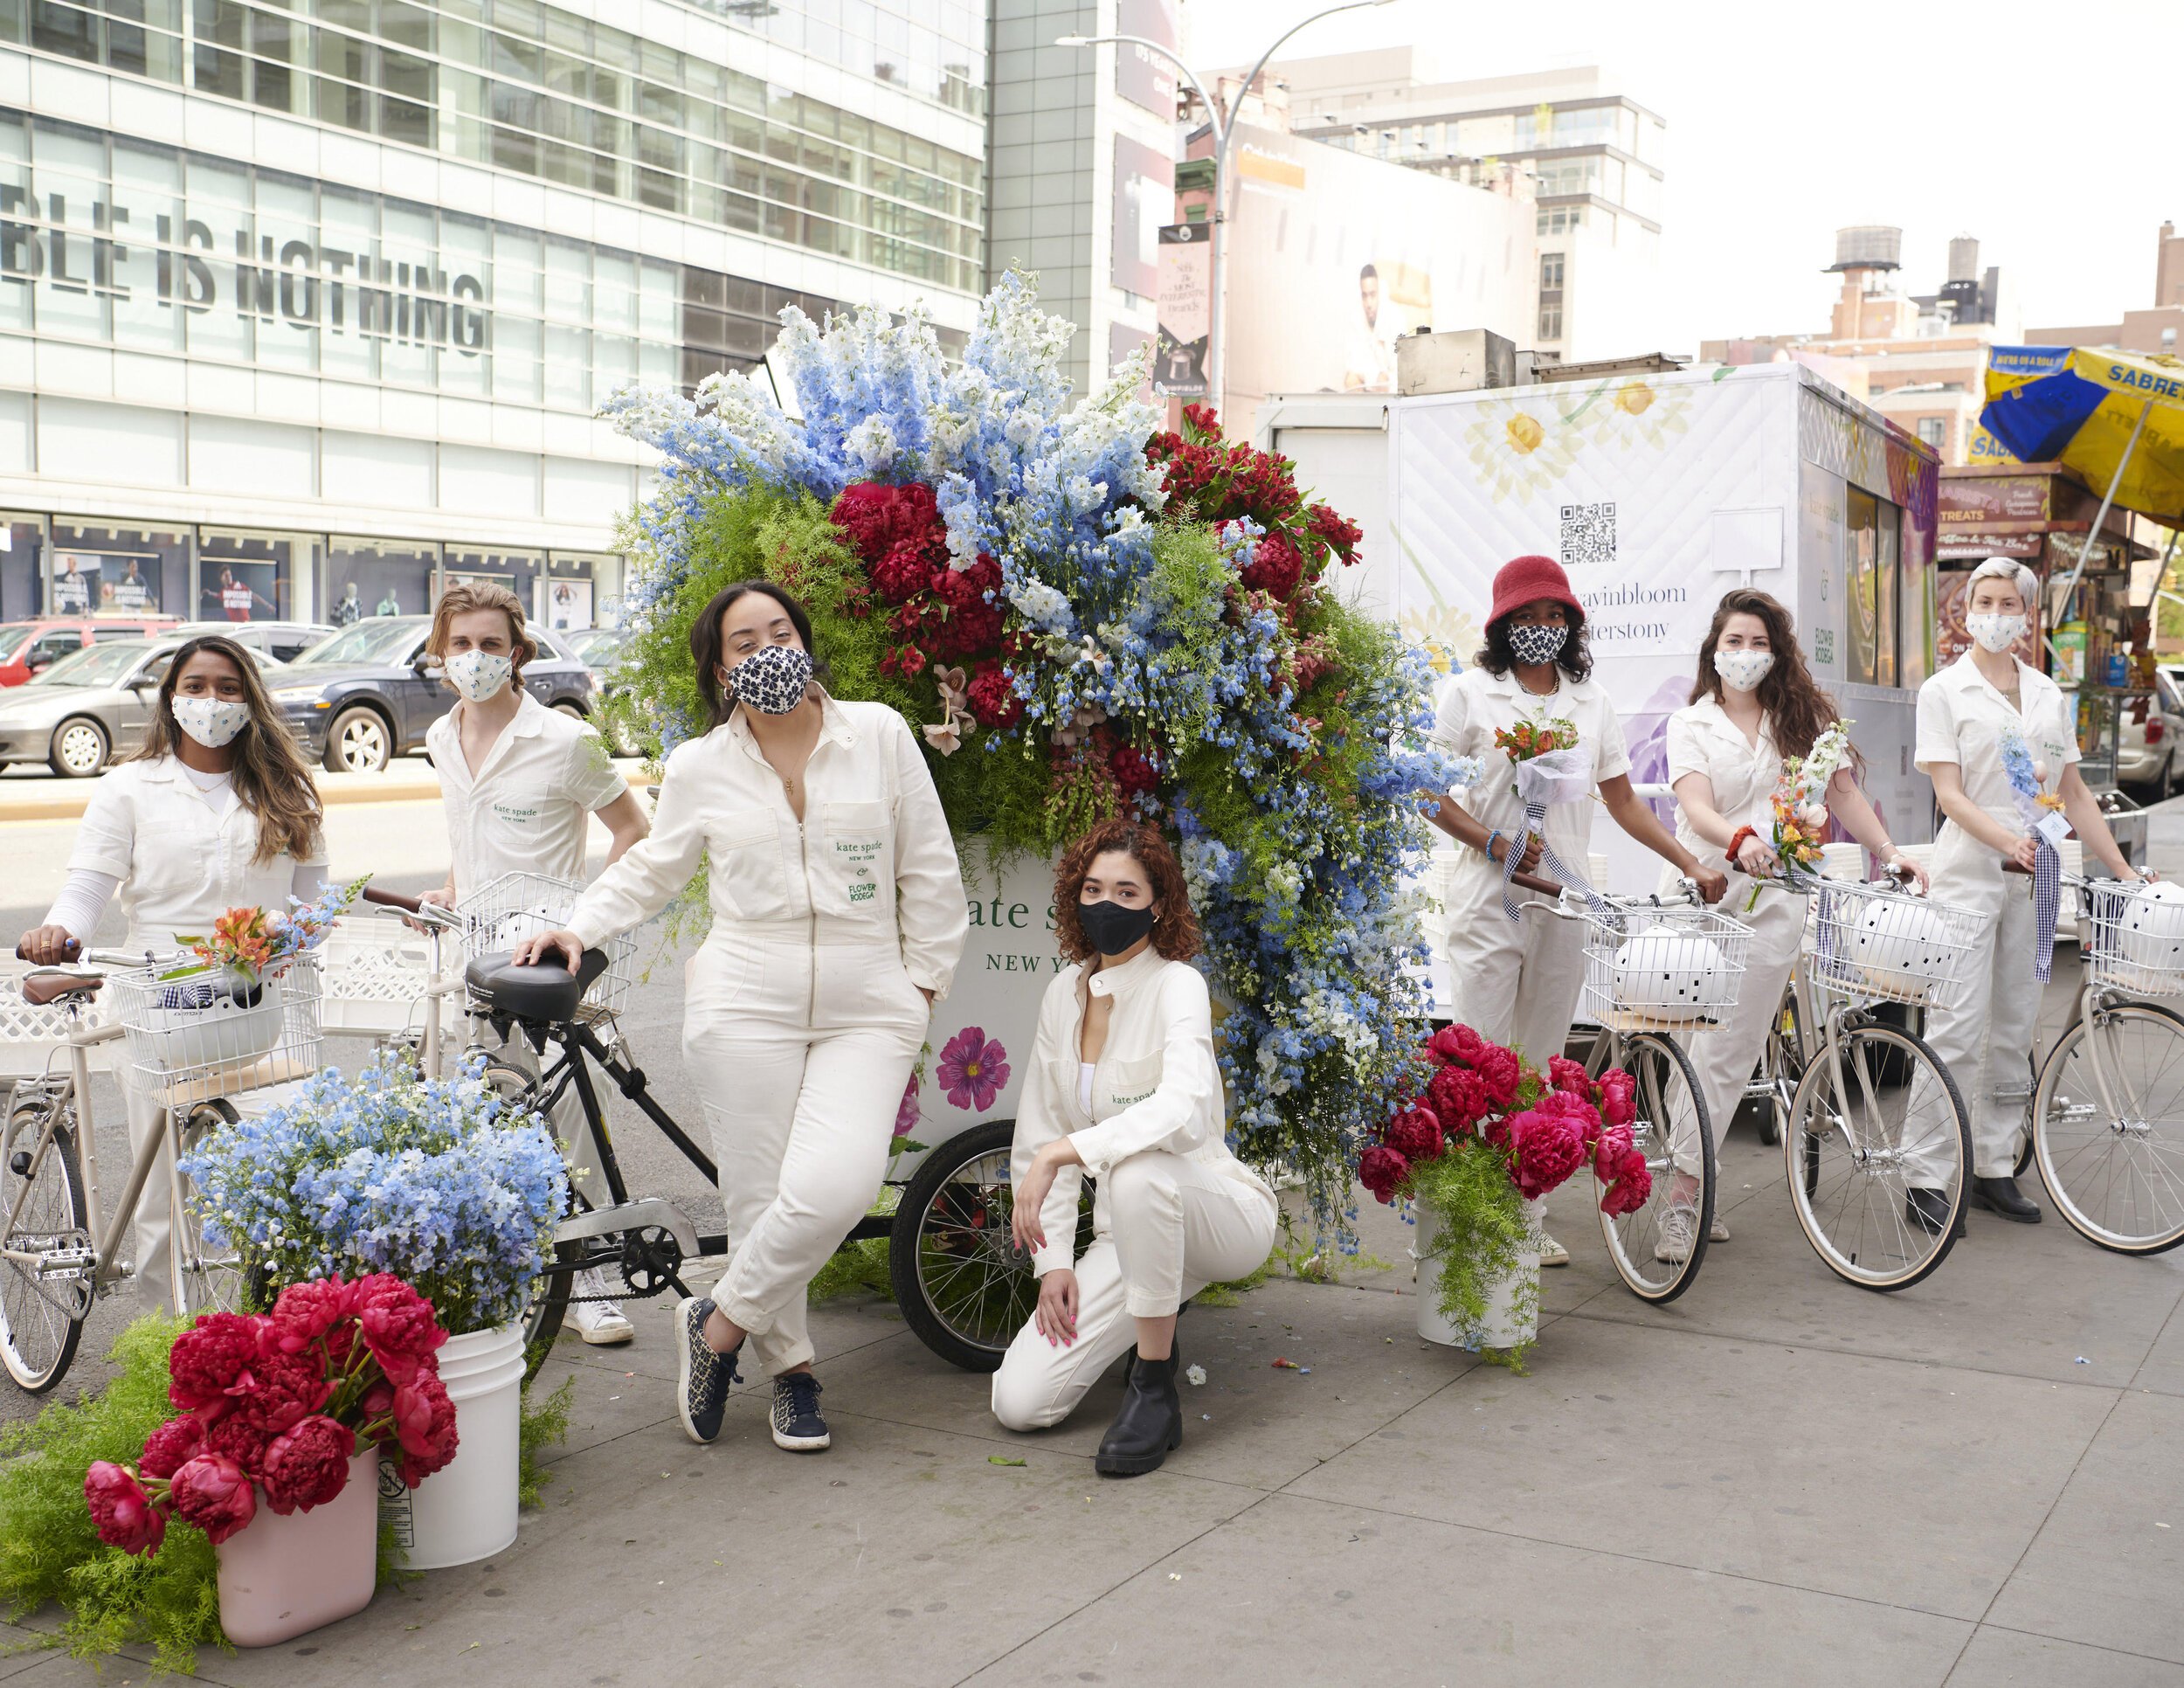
[848,880,875,903]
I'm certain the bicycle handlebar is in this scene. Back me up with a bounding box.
[361,881,463,931]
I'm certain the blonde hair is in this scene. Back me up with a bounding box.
[1966,555,2039,611]
[427,582,539,685]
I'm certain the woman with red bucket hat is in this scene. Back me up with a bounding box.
[1427,554,1726,1265]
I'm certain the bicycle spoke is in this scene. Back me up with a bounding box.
[2039,1007,2184,1251]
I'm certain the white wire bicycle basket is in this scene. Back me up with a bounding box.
[1805,880,1981,1009]
[460,871,633,1017]
[2080,877,2184,998]
[108,951,324,1110]
[1579,901,1755,1033]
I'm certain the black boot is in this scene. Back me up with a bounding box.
[1905,1187,1952,1236]
[1971,1175,2042,1223]
[1095,1347,1183,1477]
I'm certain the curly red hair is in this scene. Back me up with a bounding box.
[1052,819,1202,965]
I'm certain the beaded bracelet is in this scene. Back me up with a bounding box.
[1486,828,1505,861]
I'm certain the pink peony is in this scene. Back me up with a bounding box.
[168,1311,262,1418]
[936,1026,1011,1112]
[265,1276,361,1357]
[1534,1088,1602,1143]
[355,1274,449,1385]
[84,1461,164,1557]
[390,1373,460,1489]
[167,1452,257,1546]
[260,1415,356,1516]
[1427,1064,1488,1131]
[1429,1024,1487,1067]
[1599,1069,1636,1128]
[1592,1121,1635,1182]
[138,1416,204,1481]
[203,1410,273,1477]
[1385,1103,1443,1163]
[1474,1044,1522,1107]
[1358,1145,1411,1205]
[1507,1109,1590,1200]
[234,1348,334,1437]
[1546,1055,1593,1097]
[1599,1145,1653,1217]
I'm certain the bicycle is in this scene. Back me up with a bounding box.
[1552,878,1757,1302]
[1,944,323,1392]
[2025,872,2184,1255]
[366,890,1091,1382]
[1780,873,1979,1290]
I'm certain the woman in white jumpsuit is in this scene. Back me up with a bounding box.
[1917,557,2146,1228]
[1665,588,1925,1262]
[992,820,1278,1477]
[17,634,328,1311]
[518,581,967,1454]
[1429,555,1726,1263]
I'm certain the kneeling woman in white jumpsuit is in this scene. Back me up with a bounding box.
[517,582,968,1453]
[1665,588,1925,1261]
[993,820,1277,1477]
[1917,556,2145,1228]
[17,634,328,1311]
[1428,554,1726,1263]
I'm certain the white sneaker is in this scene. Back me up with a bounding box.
[568,1268,636,1345]
[1538,1232,1571,1268]
[1710,1213,1731,1243]
[1655,1207,1697,1264]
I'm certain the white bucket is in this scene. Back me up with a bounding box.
[377,1321,525,1569]
[1411,1205,1540,1352]
[142,970,285,1070]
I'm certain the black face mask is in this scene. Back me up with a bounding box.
[1078,898,1157,957]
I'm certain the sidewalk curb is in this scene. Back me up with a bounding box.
[0,771,447,823]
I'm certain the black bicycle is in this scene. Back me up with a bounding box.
[443,930,1090,1381]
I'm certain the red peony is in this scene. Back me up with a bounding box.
[203,1408,273,1476]
[167,1452,257,1546]
[1358,1145,1411,1206]
[85,1461,164,1557]
[390,1373,460,1488]
[356,1275,448,1385]
[1385,1103,1443,1163]
[1534,1088,1602,1142]
[1507,1109,1590,1200]
[1429,1024,1487,1067]
[1109,744,1159,798]
[1427,1064,1487,1130]
[168,1311,261,1419]
[965,662,1023,730]
[236,1348,334,1436]
[1546,1055,1593,1097]
[1592,1121,1635,1181]
[138,1416,205,1481]
[872,538,934,605]
[1473,1043,1523,1107]
[1599,1069,1636,1128]
[831,481,942,565]
[265,1276,360,1356]
[1599,1145,1653,1217]
[260,1415,357,1516]
[1238,529,1304,600]
[930,562,1006,656]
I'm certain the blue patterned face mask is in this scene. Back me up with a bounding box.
[1506,622,1568,667]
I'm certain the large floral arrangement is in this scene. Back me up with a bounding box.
[602,272,1459,1208]
[82,1276,459,1559]
[1359,1025,1646,1357]
[179,1050,566,1336]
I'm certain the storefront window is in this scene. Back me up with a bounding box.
[1845,490,1904,688]
[443,546,543,619]
[197,528,314,623]
[540,551,609,631]
[325,536,439,626]
[48,522,189,617]
[0,512,46,622]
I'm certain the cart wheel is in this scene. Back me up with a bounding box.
[888,1119,1094,1373]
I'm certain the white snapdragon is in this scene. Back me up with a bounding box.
[846,416,898,474]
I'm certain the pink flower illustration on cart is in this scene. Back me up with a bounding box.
[894,1074,923,1138]
[936,1027,1011,1112]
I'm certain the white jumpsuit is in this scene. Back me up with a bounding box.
[563,695,968,1377]
[1430,666,1633,1067]
[1662,695,1806,1166]
[427,691,630,1206]
[990,948,1277,1431]
[62,758,325,1309]
[1915,652,2077,1182]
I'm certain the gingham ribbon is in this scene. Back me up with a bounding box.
[2032,834,2063,984]
[1500,799,1608,923]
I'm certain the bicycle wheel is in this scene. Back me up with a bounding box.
[2032,1000,2184,1255]
[2014,1051,2038,1179]
[0,1094,89,1392]
[1786,1021,1968,1290]
[888,1120,1094,1372]
[1594,1032,1713,1303]
[173,1100,246,1317]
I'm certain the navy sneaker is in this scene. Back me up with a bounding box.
[676,1296,739,1445]
[771,1372,830,1452]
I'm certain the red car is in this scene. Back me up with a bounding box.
[0,617,181,686]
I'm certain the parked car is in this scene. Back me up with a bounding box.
[563,626,641,758]
[170,619,338,663]
[2129,668,2184,801]
[0,636,280,777]
[560,626,620,664]
[267,614,596,773]
[0,616,182,687]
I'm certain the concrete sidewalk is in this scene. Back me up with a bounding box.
[5,1139,2181,1688]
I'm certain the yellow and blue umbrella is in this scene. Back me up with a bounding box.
[1980,345,2184,523]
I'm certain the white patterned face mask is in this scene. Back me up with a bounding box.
[1966,612,2028,655]
[1712,648,1774,693]
[446,648,513,703]
[170,695,249,749]
[1506,622,1568,667]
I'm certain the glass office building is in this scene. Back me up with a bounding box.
[0,0,988,629]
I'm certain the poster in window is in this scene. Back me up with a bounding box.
[50,552,101,616]
[1153,225,1209,397]
[202,561,280,622]
[547,580,592,631]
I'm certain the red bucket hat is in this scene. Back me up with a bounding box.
[1488,554,1583,627]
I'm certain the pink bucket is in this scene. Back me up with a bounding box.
[214,1449,378,1647]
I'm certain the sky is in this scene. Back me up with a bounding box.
[1178,0,2181,356]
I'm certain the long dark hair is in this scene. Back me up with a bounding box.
[1475,605,1593,682]
[688,580,830,730]
[1690,589,1854,769]
[131,634,324,864]
[1052,819,1202,965]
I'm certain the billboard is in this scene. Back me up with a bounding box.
[1115,0,1178,116]
[1153,224,1209,397]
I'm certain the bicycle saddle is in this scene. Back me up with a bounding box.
[465,949,607,1024]
[21,968,102,1007]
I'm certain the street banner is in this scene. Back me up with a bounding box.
[1153,224,1209,398]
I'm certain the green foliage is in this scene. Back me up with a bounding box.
[517,1374,576,1511]
[1192,1249,1276,1308]
[1406,1144,1538,1368]
[805,1236,894,1305]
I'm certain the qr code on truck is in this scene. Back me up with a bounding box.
[1558,502,1616,567]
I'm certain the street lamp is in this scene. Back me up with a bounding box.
[1059,0,1399,418]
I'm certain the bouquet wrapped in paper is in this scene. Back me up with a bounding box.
[2001,724,2071,981]
[1489,712,1599,920]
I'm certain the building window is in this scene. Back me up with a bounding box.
[1538,303,1563,342]
[1540,253,1565,291]
[1916,417,1946,449]
[1538,204,1586,236]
